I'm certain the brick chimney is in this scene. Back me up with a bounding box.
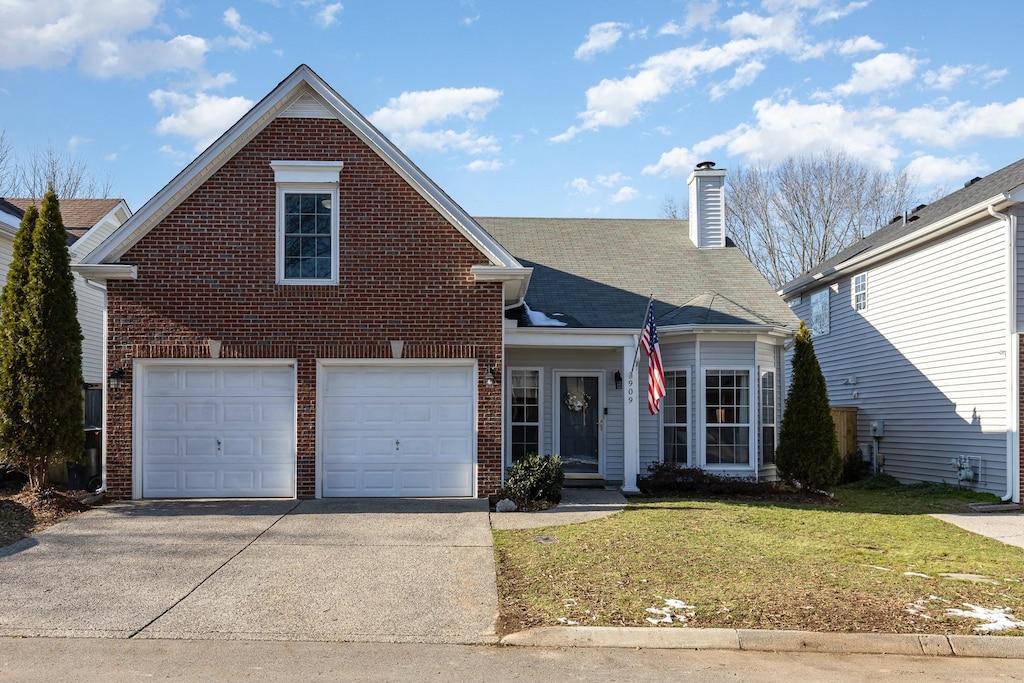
[687,161,726,248]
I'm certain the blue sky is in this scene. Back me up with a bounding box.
[2,1,1023,218]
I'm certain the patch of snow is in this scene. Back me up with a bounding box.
[938,572,1001,585]
[557,617,580,626]
[904,571,932,578]
[524,302,568,327]
[864,565,891,572]
[946,604,1024,632]
[646,598,696,625]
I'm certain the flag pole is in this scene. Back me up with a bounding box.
[630,292,655,371]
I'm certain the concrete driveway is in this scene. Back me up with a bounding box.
[0,498,498,644]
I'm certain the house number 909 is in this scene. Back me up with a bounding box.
[627,377,634,403]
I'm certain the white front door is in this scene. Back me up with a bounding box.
[138,363,296,498]
[319,363,476,497]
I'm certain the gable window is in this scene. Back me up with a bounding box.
[705,370,750,466]
[662,371,688,465]
[809,288,830,337]
[760,371,776,465]
[509,369,541,464]
[853,273,867,312]
[272,161,343,285]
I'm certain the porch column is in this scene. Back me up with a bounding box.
[622,339,640,493]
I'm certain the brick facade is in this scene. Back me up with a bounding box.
[104,117,504,499]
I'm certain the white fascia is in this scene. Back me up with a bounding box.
[72,264,138,280]
[506,324,791,348]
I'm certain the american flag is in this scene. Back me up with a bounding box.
[641,301,666,415]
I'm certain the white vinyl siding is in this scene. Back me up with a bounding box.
[792,215,1009,495]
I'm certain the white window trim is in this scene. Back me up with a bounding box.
[507,367,543,466]
[809,288,830,337]
[700,366,756,470]
[759,368,777,468]
[660,368,689,466]
[272,161,343,286]
[853,272,868,312]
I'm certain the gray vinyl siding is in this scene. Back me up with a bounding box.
[792,216,1010,495]
[506,348,625,483]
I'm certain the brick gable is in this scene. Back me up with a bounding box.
[104,117,504,498]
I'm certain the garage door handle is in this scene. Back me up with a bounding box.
[395,439,400,452]
[217,439,222,452]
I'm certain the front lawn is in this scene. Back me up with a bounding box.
[493,483,1024,636]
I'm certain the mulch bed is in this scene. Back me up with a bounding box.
[0,481,92,548]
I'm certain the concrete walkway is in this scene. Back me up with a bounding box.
[932,511,1024,550]
[489,487,626,530]
[0,498,498,644]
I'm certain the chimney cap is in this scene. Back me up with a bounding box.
[695,161,716,170]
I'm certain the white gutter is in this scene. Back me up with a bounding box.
[470,265,532,309]
[991,203,1020,503]
[780,192,1022,298]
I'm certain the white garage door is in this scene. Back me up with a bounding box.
[139,363,296,498]
[320,364,475,497]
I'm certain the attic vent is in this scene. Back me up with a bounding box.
[964,176,983,188]
[907,214,920,222]
[281,92,333,119]
[913,204,927,213]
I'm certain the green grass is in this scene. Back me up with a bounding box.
[493,483,1024,636]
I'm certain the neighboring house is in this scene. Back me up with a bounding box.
[75,65,797,500]
[0,197,131,390]
[780,158,1024,504]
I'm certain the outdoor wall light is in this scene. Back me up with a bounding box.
[484,367,496,388]
[107,368,125,390]
[614,371,623,390]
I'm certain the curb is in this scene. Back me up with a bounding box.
[500,627,1024,659]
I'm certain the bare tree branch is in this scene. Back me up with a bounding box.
[726,150,916,289]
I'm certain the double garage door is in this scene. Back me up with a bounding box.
[138,362,475,498]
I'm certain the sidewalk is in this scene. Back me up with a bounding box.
[492,487,1024,659]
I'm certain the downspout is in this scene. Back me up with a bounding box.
[989,204,1019,502]
[83,278,108,495]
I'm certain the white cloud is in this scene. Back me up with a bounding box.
[370,87,502,154]
[984,68,1009,87]
[838,35,883,55]
[569,178,595,194]
[811,0,871,23]
[686,1,719,30]
[150,90,255,151]
[0,0,213,77]
[460,14,480,27]
[609,186,640,203]
[67,135,91,150]
[317,3,344,28]
[465,159,504,172]
[574,22,628,61]
[595,172,627,187]
[553,6,812,141]
[657,21,684,37]
[223,7,272,50]
[923,65,967,90]
[834,52,920,96]
[905,154,985,187]
[79,34,208,78]
[710,60,765,100]
[104,152,118,162]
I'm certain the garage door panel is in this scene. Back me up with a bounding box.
[320,364,475,497]
[140,364,296,498]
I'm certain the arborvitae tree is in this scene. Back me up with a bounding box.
[0,204,38,483]
[0,189,83,489]
[775,321,840,491]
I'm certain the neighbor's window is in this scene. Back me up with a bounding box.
[809,288,830,336]
[662,371,688,466]
[853,273,868,312]
[272,161,343,285]
[510,369,541,464]
[760,371,776,465]
[705,370,750,466]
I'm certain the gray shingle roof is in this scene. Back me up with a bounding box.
[476,217,799,330]
[783,157,1024,294]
